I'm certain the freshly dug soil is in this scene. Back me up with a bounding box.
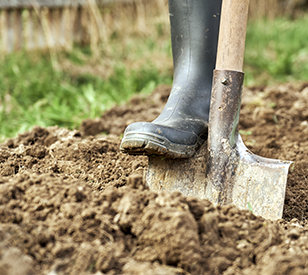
[1,83,308,275]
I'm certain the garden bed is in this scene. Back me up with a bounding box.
[1,83,308,274]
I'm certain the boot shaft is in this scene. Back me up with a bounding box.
[120,0,222,158]
[169,0,222,85]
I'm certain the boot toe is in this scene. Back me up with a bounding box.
[120,122,207,158]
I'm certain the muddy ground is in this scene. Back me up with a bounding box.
[1,83,308,275]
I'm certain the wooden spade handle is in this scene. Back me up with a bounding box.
[215,0,250,72]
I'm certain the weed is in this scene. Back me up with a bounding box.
[239,130,252,136]
[273,115,279,124]
[87,261,96,272]
[247,202,254,214]
[245,139,256,147]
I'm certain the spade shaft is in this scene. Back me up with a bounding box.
[206,0,249,204]
[215,0,249,71]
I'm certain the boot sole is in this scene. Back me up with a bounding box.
[120,132,205,159]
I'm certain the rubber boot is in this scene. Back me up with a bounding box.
[120,0,222,158]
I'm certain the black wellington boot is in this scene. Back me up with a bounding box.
[120,0,222,158]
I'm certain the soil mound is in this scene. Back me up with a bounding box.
[1,83,308,274]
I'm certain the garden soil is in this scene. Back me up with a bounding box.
[1,83,308,275]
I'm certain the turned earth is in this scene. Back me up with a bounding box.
[1,83,308,274]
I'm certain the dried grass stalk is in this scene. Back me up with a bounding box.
[0,0,305,54]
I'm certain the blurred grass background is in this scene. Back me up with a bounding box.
[0,0,308,141]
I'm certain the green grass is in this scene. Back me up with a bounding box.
[0,49,171,142]
[1,14,308,141]
[244,15,308,86]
